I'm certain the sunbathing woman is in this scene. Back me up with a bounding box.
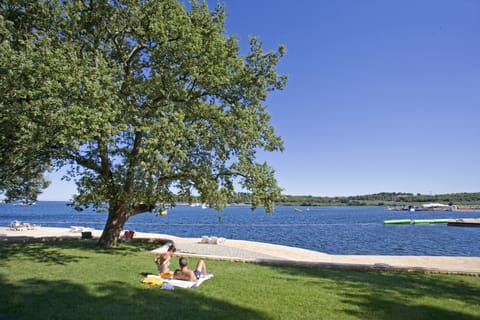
[154,243,176,276]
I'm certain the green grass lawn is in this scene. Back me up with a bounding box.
[0,240,479,320]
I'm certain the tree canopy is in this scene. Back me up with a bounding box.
[0,0,286,246]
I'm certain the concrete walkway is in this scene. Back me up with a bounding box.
[2,227,479,276]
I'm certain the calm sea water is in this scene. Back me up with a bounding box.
[1,201,479,256]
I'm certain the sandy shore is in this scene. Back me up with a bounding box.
[1,226,479,275]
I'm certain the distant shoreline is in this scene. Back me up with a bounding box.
[11,191,480,208]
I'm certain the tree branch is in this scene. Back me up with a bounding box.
[97,139,115,195]
[132,202,155,215]
[66,151,101,174]
[123,130,143,194]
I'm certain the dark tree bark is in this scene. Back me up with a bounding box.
[97,206,130,247]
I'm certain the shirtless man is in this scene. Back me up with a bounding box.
[173,257,207,282]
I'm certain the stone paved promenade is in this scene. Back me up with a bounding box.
[2,227,479,276]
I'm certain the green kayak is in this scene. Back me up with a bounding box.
[384,219,412,224]
[412,219,449,224]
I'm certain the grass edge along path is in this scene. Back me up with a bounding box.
[0,240,479,320]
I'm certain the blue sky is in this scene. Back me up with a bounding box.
[39,0,480,200]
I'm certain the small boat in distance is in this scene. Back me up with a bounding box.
[13,201,36,207]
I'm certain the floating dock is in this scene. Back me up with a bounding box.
[384,219,449,225]
[447,219,480,227]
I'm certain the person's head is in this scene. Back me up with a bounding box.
[179,257,188,268]
[167,243,176,253]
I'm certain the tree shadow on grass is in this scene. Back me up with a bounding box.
[3,242,479,319]
[271,265,480,319]
[0,242,270,319]
[0,240,160,266]
[0,274,271,320]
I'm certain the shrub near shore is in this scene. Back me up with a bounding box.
[1,240,479,319]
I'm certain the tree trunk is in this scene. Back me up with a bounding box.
[97,206,130,247]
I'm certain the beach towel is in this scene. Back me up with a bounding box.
[165,274,214,288]
[142,274,213,289]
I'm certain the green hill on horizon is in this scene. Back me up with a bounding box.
[179,192,480,207]
[273,192,480,207]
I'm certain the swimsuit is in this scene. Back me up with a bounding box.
[157,260,171,272]
[194,270,202,280]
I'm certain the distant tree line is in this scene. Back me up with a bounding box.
[179,192,480,207]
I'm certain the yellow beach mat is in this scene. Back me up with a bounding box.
[141,275,164,286]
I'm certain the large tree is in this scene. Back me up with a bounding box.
[0,0,286,246]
